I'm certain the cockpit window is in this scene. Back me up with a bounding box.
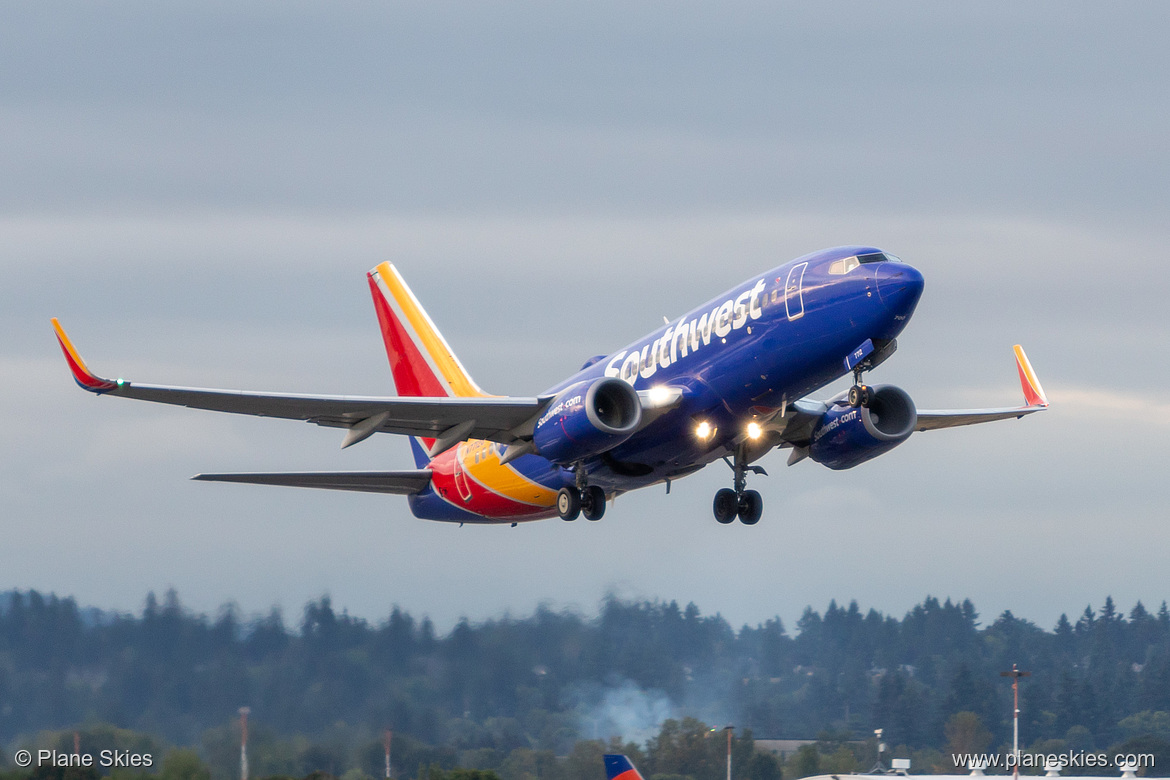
[859,252,900,264]
[828,256,860,275]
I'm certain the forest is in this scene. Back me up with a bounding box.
[1,590,1168,780]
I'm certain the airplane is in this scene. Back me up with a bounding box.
[52,245,1048,526]
[604,755,645,780]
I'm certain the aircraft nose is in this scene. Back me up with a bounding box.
[875,262,924,312]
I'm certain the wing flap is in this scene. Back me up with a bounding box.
[192,470,432,495]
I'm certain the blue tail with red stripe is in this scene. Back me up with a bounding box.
[604,756,645,780]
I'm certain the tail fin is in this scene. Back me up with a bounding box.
[368,262,488,399]
[1013,345,1048,407]
[408,437,432,470]
[368,262,488,464]
[604,756,645,780]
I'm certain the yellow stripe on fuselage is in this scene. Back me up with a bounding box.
[461,440,558,507]
[372,262,487,398]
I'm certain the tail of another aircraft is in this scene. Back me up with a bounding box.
[604,756,645,780]
[367,262,489,466]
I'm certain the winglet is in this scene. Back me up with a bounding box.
[1013,345,1047,407]
[604,756,644,780]
[51,318,120,393]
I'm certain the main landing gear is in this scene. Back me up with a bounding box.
[558,466,606,521]
[713,445,766,525]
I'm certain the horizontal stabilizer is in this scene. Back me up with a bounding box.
[191,470,432,495]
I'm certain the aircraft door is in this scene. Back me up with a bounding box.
[453,443,473,502]
[785,262,808,321]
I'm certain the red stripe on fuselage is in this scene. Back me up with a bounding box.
[427,447,556,520]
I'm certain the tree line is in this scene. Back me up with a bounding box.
[1,591,1169,778]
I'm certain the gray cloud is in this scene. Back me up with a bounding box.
[2,2,1168,632]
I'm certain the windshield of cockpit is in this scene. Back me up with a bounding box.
[828,252,901,274]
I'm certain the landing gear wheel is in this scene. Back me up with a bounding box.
[557,487,580,521]
[737,489,763,525]
[848,384,873,408]
[713,488,738,524]
[582,486,607,521]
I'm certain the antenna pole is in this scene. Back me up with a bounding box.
[239,707,251,780]
[1000,665,1031,780]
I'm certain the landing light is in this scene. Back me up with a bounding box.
[746,422,763,440]
[647,385,673,405]
[695,421,713,440]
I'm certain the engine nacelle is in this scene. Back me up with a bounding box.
[808,385,917,470]
[533,377,642,464]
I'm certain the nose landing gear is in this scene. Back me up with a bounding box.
[713,445,766,525]
[847,383,873,408]
[848,365,873,408]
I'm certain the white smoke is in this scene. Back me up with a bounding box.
[574,679,680,744]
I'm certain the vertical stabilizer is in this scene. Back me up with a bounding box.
[368,262,488,399]
[604,756,645,780]
[368,262,489,463]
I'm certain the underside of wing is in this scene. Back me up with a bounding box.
[914,405,1047,431]
[192,470,433,495]
[120,383,548,443]
[771,345,1049,456]
[52,318,548,445]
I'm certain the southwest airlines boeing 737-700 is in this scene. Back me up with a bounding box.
[53,246,1047,525]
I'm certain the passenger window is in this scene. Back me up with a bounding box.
[828,256,860,275]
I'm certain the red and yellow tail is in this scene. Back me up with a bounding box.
[367,262,488,400]
[367,262,489,465]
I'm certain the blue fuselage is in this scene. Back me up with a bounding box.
[409,245,924,521]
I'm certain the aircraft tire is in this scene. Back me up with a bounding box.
[557,487,580,521]
[738,489,763,525]
[848,385,861,407]
[713,488,738,524]
[582,486,606,521]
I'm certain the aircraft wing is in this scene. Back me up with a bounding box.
[52,319,547,447]
[192,470,432,494]
[914,345,1048,431]
[774,345,1048,449]
[914,405,1046,431]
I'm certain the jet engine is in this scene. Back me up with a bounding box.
[533,377,642,464]
[808,385,917,470]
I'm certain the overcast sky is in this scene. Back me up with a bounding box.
[2,2,1168,634]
